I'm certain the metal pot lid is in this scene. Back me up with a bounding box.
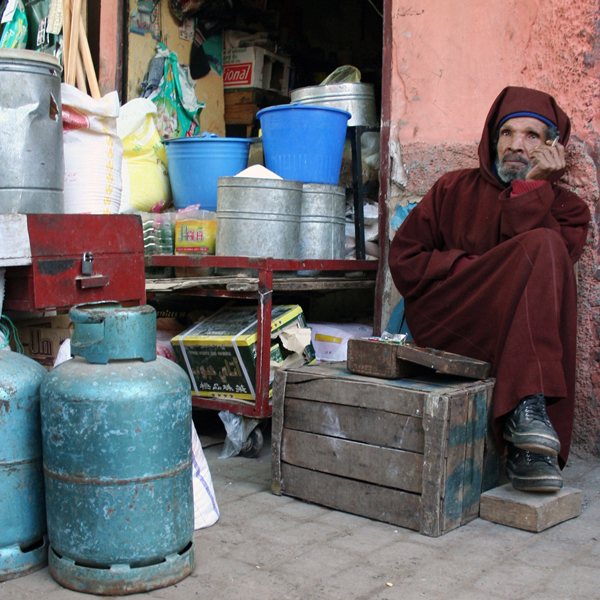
[0,48,61,69]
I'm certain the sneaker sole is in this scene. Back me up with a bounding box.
[506,467,563,493]
[503,428,560,457]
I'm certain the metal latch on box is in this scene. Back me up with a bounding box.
[76,252,109,288]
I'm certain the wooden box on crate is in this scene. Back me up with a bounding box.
[271,363,498,537]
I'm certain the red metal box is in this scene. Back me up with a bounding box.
[3,215,145,311]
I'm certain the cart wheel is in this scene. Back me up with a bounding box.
[240,427,264,458]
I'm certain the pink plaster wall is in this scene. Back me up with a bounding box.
[390,0,600,453]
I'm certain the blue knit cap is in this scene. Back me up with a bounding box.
[499,111,557,129]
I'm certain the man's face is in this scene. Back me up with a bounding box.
[495,117,548,183]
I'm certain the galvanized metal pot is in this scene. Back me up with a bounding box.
[0,49,64,214]
[290,83,377,127]
[0,349,49,582]
[216,177,303,259]
[299,184,346,260]
[41,302,195,595]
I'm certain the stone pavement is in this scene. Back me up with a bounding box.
[2,432,599,600]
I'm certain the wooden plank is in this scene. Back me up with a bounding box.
[224,103,259,124]
[281,429,423,494]
[224,89,255,105]
[0,215,32,267]
[441,394,468,532]
[280,463,422,531]
[272,277,376,291]
[145,276,375,294]
[284,397,425,453]
[271,371,287,495]
[397,345,491,379]
[481,384,500,493]
[347,338,431,379]
[460,388,488,523]
[284,375,425,417]
[98,0,124,98]
[420,394,450,536]
[346,339,491,380]
[479,484,582,532]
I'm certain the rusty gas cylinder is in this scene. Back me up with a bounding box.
[0,349,48,581]
[40,302,194,595]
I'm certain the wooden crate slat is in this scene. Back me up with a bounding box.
[420,395,450,536]
[281,429,424,494]
[460,389,488,524]
[224,103,259,124]
[280,463,422,531]
[284,396,425,453]
[284,377,425,417]
[441,393,469,532]
[271,371,287,495]
[481,385,500,493]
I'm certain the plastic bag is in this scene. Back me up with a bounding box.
[62,84,123,214]
[320,65,361,85]
[191,423,220,529]
[147,43,205,139]
[117,98,172,213]
[24,0,60,54]
[140,211,176,255]
[175,204,216,255]
[0,0,28,48]
[218,411,260,458]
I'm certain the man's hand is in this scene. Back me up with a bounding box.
[526,139,566,181]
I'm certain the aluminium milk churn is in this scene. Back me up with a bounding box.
[0,348,48,581]
[40,302,194,595]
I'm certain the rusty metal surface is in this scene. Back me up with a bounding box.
[0,351,48,581]
[48,540,195,595]
[40,306,194,589]
[2,215,146,312]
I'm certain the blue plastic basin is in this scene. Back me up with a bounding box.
[256,103,351,185]
[164,133,253,211]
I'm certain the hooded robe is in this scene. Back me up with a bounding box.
[388,87,590,466]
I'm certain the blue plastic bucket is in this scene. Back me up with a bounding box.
[164,133,253,211]
[256,103,351,185]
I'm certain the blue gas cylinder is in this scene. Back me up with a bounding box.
[41,302,195,595]
[0,349,48,581]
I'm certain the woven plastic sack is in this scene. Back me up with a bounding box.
[62,84,122,214]
[117,98,171,213]
[147,43,205,139]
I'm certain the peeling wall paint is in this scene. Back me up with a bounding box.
[388,0,600,453]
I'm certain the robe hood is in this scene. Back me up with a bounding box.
[478,86,571,186]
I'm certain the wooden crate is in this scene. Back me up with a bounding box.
[271,363,498,536]
[224,88,290,132]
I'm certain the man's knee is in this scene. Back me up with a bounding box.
[515,228,571,263]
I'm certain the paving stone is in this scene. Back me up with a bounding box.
[2,446,599,600]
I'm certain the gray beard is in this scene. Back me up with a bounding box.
[495,156,532,184]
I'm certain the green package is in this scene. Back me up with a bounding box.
[0,0,28,48]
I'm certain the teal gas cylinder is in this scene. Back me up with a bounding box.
[0,349,48,581]
[41,303,195,595]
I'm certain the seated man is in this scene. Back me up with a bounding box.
[389,87,590,492]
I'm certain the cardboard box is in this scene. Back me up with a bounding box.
[11,315,72,370]
[223,46,291,95]
[308,322,373,362]
[172,305,315,402]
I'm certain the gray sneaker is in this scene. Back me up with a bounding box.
[503,394,561,457]
[506,444,563,493]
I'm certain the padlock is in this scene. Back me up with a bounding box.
[82,252,93,276]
